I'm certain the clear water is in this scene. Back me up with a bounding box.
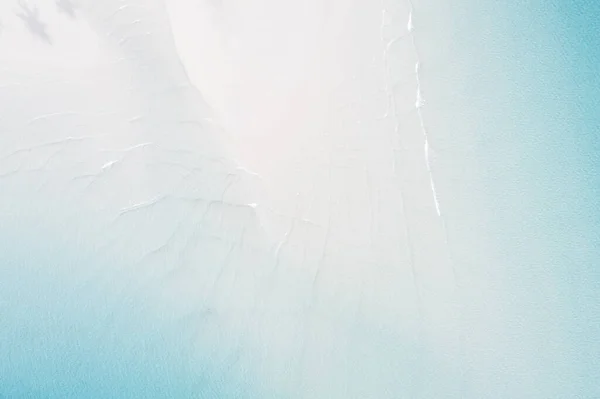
[0,0,598,397]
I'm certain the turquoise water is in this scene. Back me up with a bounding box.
[1,0,599,397]
[418,0,600,397]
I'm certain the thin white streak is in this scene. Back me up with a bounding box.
[407,5,441,217]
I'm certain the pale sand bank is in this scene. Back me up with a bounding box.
[2,0,595,398]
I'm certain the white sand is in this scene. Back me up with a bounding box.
[0,0,465,397]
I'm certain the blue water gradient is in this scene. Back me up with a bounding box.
[418,0,600,397]
[0,0,598,397]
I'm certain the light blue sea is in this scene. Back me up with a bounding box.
[419,0,600,396]
[0,0,598,397]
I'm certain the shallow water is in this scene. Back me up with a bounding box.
[0,0,598,397]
